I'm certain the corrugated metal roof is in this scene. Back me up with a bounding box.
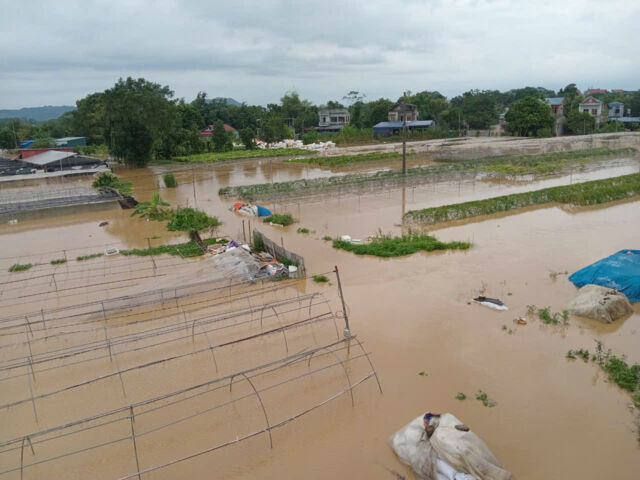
[373,120,434,129]
[21,150,76,167]
[608,101,624,106]
[617,117,640,123]
[545,97,564,105]
[55,137,86,145]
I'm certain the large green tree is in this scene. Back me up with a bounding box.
[211,120,232,152]
[103,77,177,166]
[404,91,449,123]
[505,97,555,137]
[565,110,596,135]
[451,90,501,129]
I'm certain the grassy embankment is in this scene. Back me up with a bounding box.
[285,152,402,167]
[404,173,640,225]
[163,148,315,164]
[332,232,470,258]
[220,147,635,201]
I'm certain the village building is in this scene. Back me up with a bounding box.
[316,108,350,132]
[372,120,434,137]
[584,88,608,96]
[579,96,608,127]
[388,103,419,122]
[608,101,624,119]
[545,97,564,116]
[544,97,566,136]
[199,124,238,138]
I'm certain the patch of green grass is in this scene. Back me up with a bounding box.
[312,274,329,283]
[163,172,178,188]
[219,147,636,201]
[530,305,570,325]
[9,263,32,272]
[172,148,314,163]
[285,152,402,167]
[50,258,67,265]
[120,238,225,258]
[332,231,470,258]
[406,173,640,225]
[297,227,309,234]
[92,172,132,196]
[322,236,332,241]
[603,357,640,392]
[263,213,294,226]
[76,253,103,261]
[456,392,467,400]
[475,390,496,408]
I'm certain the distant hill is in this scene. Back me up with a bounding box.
[207,97,242,107]
[0,105,76,122]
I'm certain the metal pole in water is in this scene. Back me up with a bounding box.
[333,265,351,337]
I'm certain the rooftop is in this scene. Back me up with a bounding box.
[545,97,564,105]
[21,150,76,167]
[373,120,434,129]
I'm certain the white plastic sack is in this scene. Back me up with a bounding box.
[430,414,514,480]
[389,416,439,479]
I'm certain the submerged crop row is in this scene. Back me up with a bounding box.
[171,148,314,163]
[404,173,640,225]
[332,232,471,257]
[219,147,635,201]
[284,151,402,167]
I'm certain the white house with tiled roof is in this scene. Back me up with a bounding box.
[579,96,608,127]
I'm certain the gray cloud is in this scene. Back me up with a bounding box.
[0,0,638,108]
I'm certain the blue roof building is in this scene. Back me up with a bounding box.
[372,120,434,137]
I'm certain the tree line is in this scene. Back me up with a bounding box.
[1,78,639,166]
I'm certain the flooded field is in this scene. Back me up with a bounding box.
[1,153,639,479]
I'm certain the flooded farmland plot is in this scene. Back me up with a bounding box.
[1,151,639,479]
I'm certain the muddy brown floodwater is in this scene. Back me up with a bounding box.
[0,155,639,479]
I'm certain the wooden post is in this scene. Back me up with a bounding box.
[333,266,351,337]
[129,406,142,480]
[242,220,246,243]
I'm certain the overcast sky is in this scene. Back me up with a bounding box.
[1,0,638,109]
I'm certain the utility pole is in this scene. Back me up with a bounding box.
[401,91,407,175]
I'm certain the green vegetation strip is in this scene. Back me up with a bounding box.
[120,238,225,258]
[405,173,640,224]
[220,147,634,201]
[172,148,314,163]
[76,253,103,261]
[285,152,401,167]
[332,232,470,258]
[8,263,33,272]
[263,214,294,226]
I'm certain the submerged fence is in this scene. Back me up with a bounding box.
[253,229,306,276]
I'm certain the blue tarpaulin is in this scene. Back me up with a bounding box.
[256,205,271,217]
[569,250,640,302]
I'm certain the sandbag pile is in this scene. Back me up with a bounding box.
[567,284,633,323]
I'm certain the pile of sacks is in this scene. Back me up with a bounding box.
[255,139,337,151]
[390,413,514,480]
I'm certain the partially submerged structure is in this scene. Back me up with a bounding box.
[569,249,640,302]
[20,150,105,172]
